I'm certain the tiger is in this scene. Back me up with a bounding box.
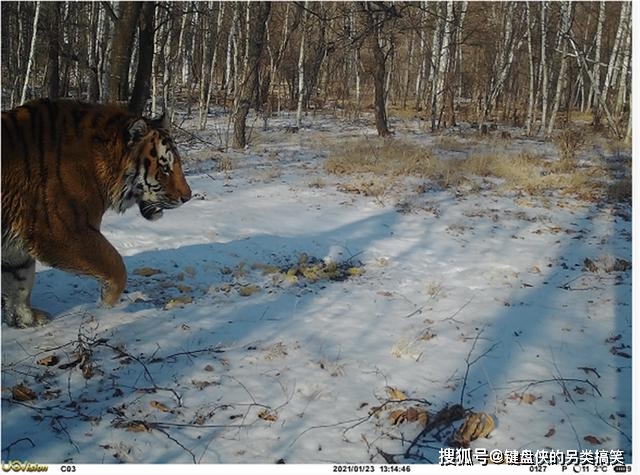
[1,98,192,328]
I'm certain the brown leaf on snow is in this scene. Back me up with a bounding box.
[37,355,59,366]
[164,296,193,309]
[453,412,495,448]
[520,393,540,404]
[126,421,151,432]
[388,409,406,426]
[133,267,163,277]
[12,384,37,401]
[584,435,602,445]
[548,395,556,406]
[385,386,408,401]
[509,392,540,404]
[573,386,586,395]
[544,428,556,438]
[150,400,171,413]
[407,406,429,426]
[388,406,429,427]
[258,410,278,422]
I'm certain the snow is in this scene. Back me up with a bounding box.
[1,112,633,472]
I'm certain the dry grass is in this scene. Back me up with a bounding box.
[434,135,468,152]
[325,137,615,202]
[553,127,587,172]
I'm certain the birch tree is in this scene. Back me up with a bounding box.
[232,2,271,149]
[546,2,572,135]
[20,1,41,104]
[129,2,155,115]
[296,1,309,129]
[588,2,606,118]
[108,2,141,103]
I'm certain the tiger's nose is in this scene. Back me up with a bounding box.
[181,187,192,203]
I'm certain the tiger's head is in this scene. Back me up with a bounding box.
[119,114,192,221]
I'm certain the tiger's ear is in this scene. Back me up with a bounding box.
[150,111,170,130]
[160,111,171,130]
[127,118,148,147]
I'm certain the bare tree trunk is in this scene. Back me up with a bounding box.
[434,1,453,129]
[483,3,522,123]
[546,2,572,135]
[525,2,536,135]
[108,2,141,102]
[87,3,101,102]
[614,5,631,120]
[296,1,309,129]
[21,1,41,104]
[567,34,620,137]
[201,3,225,130]
[232,2,271,149]
[539,1,549,134]
[224,5,238,95]
[603,2,629,103]
[429,3,443,129]
[361,2,392,136]
[45,2,60,99]
[588,2,605,117]
[129,2,155,115]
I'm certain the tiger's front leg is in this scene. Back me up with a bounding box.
[1,245,50,328]
[37,230,127,309]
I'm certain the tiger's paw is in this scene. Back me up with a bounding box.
[11,307,50,328]
[100,282,124,308]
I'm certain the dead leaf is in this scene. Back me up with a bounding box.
[405,407,419,422]
[191,380,218,390]
[37,355,59,366]
[386,386,408,401]
[583,258,598,272]
[605,334,622,344]
[133,267,163,277]
[43,389,61,400]
[453,412,495,447]
[420,330,437,341]
[574,386,586,395]
[126,421,151,432]
[544,428,556,438]
[388,409,406,426]
[520,393,540,404]
[12,384,37,401]
[81,363,94,380]
[150,400,171,413]
[548,395,556,406]
[417,410,429,427]
[238,285,261,297]
[164,296,193,309]
[584,435,602,445]
[258,410,278,422]
[613,259,631,272]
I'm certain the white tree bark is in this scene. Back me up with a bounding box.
[588,1,605,112]
[21,1,41,104]
[614,5,631,118]
[539,1,549,133]
[546,1,572,135]
[525,2,536,135]
[296,1,309,129]
[603,2,629,101]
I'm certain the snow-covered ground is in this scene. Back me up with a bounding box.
[1,112,632,469]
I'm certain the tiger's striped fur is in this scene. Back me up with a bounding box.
[1,98,192,327]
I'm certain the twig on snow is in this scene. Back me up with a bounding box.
[459,327,500,406]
